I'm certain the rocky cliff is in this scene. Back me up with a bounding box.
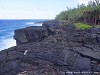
[0,20,100,75]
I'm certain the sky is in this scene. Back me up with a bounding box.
[0,0,92,19]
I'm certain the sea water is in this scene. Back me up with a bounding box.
[0,19,47,51]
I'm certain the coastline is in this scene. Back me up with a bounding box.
[0,19,49,51]
[0,20,100,75]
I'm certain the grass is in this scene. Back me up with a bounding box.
[74,23,92,30]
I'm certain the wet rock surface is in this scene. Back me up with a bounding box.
[0,20,100,75]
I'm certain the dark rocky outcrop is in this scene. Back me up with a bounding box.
[14,20,68,45]
[14,26,55,45]
[0,20,100,75]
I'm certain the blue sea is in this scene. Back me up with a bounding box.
[0,19,48,51]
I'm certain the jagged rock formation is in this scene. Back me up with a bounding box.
[14,26,51,45]
[0,20,100,75]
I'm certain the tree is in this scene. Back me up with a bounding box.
[95,0,100,6]
[55,1,100,22]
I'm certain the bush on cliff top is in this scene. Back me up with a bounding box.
[75,23,92,30]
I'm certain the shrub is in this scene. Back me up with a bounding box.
[74,23,92,29]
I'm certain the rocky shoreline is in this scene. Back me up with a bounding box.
[0,20,100,75]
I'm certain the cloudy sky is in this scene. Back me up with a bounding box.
[0,0,92,19]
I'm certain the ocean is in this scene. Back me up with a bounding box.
[0,19,48,51]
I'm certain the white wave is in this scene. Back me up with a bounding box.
[0,38,16,51]
[0,32,14,39]
[26,22,42,26]
[34,23,42,26]
[26,22,34,25]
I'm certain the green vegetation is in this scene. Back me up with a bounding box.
[75,23,92,30]
[55,0,100,23]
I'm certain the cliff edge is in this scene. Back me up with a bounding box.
[0,20,100,75]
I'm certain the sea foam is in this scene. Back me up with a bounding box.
[0,37,16,50]
[26,22,34,25]
[0,20,46,51]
